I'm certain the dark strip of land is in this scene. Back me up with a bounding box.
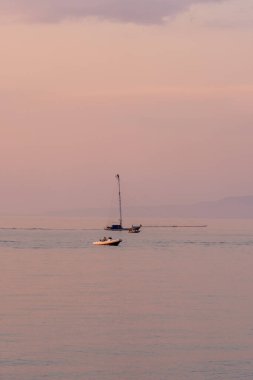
[143,225,207,228]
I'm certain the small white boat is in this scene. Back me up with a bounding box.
[128,228,140,233]
[128,224,142,233]
[93,237,122,246]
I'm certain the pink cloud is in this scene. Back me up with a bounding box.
[1,0,223,24]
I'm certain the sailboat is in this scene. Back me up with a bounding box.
[105,174,142,232]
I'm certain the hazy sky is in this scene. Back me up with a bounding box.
[0,0,253,214]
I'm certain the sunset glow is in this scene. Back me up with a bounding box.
[1,0,252,214]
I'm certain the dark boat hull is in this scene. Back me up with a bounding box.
[105,225,129,231]
[105,224,142,232]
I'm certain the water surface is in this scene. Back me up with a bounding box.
[1,217,253,379]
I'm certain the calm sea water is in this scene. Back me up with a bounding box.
[1,217,253,380]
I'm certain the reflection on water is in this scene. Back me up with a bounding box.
[1,217,253,380]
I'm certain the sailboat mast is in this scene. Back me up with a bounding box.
[116,174,122,227]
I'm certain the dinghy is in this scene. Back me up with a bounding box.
[93,237,122,246]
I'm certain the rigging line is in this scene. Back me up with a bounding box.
[107,178,117,225]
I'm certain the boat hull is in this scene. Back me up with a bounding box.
[105,226,129,231]
[105,224,142,232]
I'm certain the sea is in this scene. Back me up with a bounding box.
[1,216,253,380]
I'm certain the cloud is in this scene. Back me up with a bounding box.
[0,0,223,24]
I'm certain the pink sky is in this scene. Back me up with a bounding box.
[0,0,253,214]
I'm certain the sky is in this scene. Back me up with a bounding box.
[0,0,253,215]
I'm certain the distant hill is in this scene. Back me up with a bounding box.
[184,196,253,218]
[130,196,253,219]
[52,196,253,219]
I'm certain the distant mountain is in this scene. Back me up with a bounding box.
[126,196,253,218]
[51,196,253,219]
[184,196,253,218]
